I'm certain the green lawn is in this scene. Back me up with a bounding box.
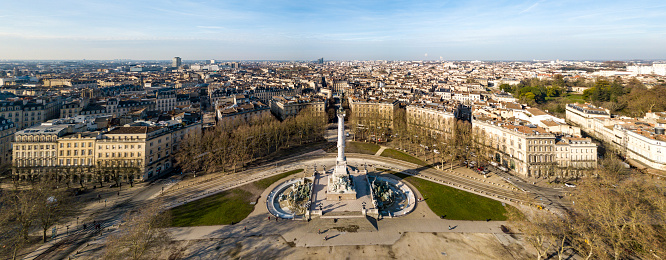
[254,169,304,190]
[564,94,585,103]
[380,148,427,166]
[390,171,510,221]
[168,169,304,227]
[346,141,381,155]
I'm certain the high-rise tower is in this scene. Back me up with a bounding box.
[172,57,182,68]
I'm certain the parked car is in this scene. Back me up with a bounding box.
[565,183,576,188]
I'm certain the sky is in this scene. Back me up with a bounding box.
[1,0,665,60]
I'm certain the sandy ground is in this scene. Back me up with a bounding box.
[158,232,535,260]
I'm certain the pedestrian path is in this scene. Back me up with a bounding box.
[375,146,387,156]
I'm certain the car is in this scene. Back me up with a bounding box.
[564,183,576,188]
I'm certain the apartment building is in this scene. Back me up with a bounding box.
[106,98,155,117]
[98,126,171,180]
[247,87,301,102]
[348,97,399,129]
[61,101,85,118]
[0,117,16,166]
[155,88,177,112]
[0,98,62,130]
[406,103,456,139]
[473,117,596,178]
[216,100,271,126]
[12,124,72,172]
[565,103,610,132]
[566,103,666,172]
[269,95,326,121]
[12,121,202,181]
[57,132,98,167]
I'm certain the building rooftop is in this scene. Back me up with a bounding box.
[106,126,163,135]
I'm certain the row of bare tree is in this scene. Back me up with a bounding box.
[349,108,490,170]
[0,181,73,260]
[13,163,140,189]
[175,108,326,175]
[511,155,666,260]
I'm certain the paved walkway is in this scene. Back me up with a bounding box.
[167,169,509,248]
[375,146,387,156]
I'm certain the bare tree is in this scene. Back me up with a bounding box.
[103,201,171,260]
[34,182,71,243]
[508,200,557,260]
[0,184,41,260]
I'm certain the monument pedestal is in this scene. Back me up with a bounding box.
[326,191,357,201]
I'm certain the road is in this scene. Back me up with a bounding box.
[490,167,571,213]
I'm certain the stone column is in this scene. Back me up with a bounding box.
[337,107,346,163]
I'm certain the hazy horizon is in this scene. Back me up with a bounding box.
[2,0,665,61]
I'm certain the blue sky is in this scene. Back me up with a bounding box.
[1,0,665,60]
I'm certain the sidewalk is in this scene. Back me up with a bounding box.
[375,146,387,156]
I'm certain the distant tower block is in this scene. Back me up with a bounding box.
[172,57,182,68]
[327,106,357,200]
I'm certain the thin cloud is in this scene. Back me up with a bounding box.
[197,26,226,29]
[519,0,544,14]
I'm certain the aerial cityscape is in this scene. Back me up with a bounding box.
[1,1,666,260]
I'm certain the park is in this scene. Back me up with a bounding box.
[151,107,529,259]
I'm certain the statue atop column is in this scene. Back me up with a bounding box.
[327,104,357,200]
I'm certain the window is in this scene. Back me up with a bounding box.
[67,143,71,148]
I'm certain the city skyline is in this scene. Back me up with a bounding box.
[1,0,666,60]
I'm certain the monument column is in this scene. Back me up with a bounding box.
[337,107,346,163]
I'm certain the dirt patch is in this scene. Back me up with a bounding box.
[332,225,359,233]
[225,242,243,259]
